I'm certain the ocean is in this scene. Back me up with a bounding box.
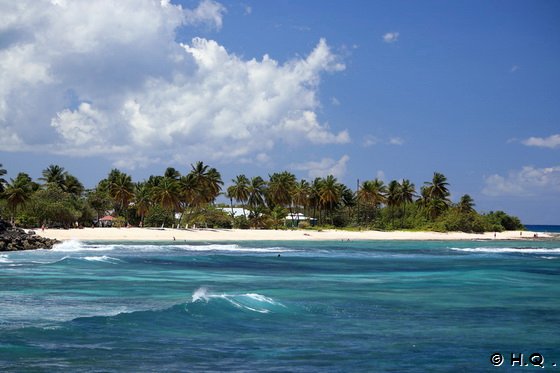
[1,239,559,372]
[526,224,560,234]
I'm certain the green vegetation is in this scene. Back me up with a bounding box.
[0,162,524,232]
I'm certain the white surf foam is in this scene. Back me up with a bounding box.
[32,255,71,265]
[82,255,122,263]
[190,287,284,313]
[192,286,210,302]
[451,247,560,254]
[177,244,293,253]
[52,240,113,252]
[0,254,12,263]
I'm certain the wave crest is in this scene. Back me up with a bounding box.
[451,247,560,254]
[82,255,122,263]
[189,287,285,314]
[0,254,12,263]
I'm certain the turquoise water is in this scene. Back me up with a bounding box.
[1,239,559,372]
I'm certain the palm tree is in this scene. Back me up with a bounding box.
[424,172,450,201]
[319,175,341,225]
[228,174,250,215]
[107,170,134,218]
[358,179,386,223]
[0,163,7,194]
[422,172,451,219]
[247,176,267,211]
[225,185,236,217]
[64,174,84,197]
[386,180,402,225]
[339,184,356,223]
[309,177,324,223]
[179,174,197,221]
[293,179,310,217]
[134,182,152,227]
[267,172,296,209]
[359,179,387,207]
[179,162,223,227]
[40,164,67,189]
[400,179,416,227]
[4,173,34,223]
[457,194,475,214]
[188,161,223,205]
[426,197,449,221]
[386,180,402,209]
[164,167,181,180]
[152,177,181,227]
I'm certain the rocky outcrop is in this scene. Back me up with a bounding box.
[0,219,59,251]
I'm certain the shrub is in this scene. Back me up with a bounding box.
[113,216,126,228]
[144,205,174,227]
[483,211,524,231]
[233,215,250,229]
[298,220,310,229]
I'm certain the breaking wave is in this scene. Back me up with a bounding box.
[188,287,285,314]
[52,240,113,252]
[175,244,293,253]
[82,255,122,263]
[0,254,12,263]
[450,247,560,254]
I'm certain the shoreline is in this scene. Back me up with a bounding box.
[33,227,553,242]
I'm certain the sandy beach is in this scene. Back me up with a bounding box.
[34,227,551,242]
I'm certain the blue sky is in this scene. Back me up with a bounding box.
[1,0,559,223]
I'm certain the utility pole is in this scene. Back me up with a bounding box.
[356,178,360,228]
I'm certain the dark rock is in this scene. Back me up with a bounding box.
[0,219,59,251]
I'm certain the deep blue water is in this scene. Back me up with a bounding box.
[526,224,560,233]
[1,239,559,372]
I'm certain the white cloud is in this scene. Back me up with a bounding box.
[383,32,399,43]
[388,137,404,145]
[0,0,348,169]
[184,0,227,30]
[51,103,108,146]
[522,134,560,149]
[363,135,379,147]
[0,126,25,152]
[363,135,404,147]
[510,65,519,73]
[482,166,560,197]
[291,155,350,179]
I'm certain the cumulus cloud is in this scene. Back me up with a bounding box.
[482,166,560,197]
[522,134,560,149]
[291,155,350,179]
[383,32,399,43]
[184,0,227,30]
[0,0,348,169]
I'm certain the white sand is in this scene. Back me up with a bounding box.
[34,227,550,242]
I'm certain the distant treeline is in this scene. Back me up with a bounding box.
[0,162,523,232]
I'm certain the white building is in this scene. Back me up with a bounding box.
[220,207,250,218]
